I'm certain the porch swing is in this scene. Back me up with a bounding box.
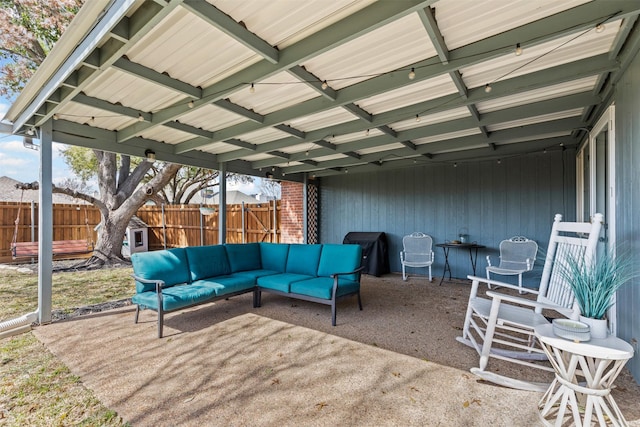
[10,188,95,259]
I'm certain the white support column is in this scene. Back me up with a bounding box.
[218,162,226,244]
[38,120,53,324]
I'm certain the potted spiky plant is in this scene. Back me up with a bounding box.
[561,247,636,339]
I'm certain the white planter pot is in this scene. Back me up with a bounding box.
[579,315,608,339]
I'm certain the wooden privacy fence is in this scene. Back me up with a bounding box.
[0,201,281,263]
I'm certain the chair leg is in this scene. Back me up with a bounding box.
[331,300,337,326]
[402,264,407,281]
[518,274,524,294]
[428,266,432,282]
[479,297,502,371]
[134,305,140,324]
[158,307,164,339]
[357,291,363,310]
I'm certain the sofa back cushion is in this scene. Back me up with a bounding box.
[185,245,231,281]
[285,244,322,276]
[225,243,262,272]
[317,244,362,281]
[131,248,190,293]
[259,243,289,272]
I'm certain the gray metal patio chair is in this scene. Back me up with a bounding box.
[400,232,434,281]
[486,236,538,294]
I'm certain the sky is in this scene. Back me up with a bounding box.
[0,98,71,184]
[0,97,265,196]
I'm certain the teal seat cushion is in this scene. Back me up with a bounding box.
[131,248,190,293]
[132,283,217,312]
[185,245,231,281]
[317,244,362,281]
[259,242,289,272]
[257,273,313,293]
[290,277,360,300]
[226,243,262,272]
[231,270,279,281]
[285,244,322,276]
[194,276,255,296]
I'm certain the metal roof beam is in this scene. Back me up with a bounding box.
[182,1,279,64]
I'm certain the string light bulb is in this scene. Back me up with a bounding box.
[26,127,35,136]
[90,116,95,124]
[249,83,255,93]
[365,129,370,136]
[305,150,309,156]
[408,67,416,80]
[515,43,523,56]
[484,84,492,93]
[595,23,605,33]
[415,114,420,122]
[52,113,59,120]
[138,114,144,122]
[453,162,457,168]
[188,100,194,109]
[321,80,328,90]
[497,159,501,164]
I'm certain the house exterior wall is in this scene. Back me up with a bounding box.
[614,49,640,382]
[319,150,576,285]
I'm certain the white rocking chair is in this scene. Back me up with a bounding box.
[486,236,538,294]
[400,232,434,281]
[456,213,603,391]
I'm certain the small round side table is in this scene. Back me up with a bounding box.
[534,324,634,426]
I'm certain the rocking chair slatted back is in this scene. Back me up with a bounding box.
[537,214,603,314]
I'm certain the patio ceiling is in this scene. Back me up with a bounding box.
[5,0,640,181]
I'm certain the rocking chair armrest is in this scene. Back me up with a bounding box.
[131,274,167,292]
[467,275,540,295]
[485,291,561,313]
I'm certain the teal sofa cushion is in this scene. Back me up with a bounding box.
[226,243,262,272]
[185,245,231,281]
[132,283,217,312]
[257,273,313,293]
[231,270,279,281]
[317,244,362,281]
[131,248,190,293]
[290,277,360,300]
[285,244,322,276]
[259,242,289,272]
[194,275,255,296]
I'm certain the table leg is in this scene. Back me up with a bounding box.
[468,247,480,276]
[438,246,451,286]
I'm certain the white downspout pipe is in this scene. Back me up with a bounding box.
[0,310,39,339]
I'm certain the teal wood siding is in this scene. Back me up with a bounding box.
[319,150,575,285]
[614,49,640,383]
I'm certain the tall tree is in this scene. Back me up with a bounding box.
[2,1,183,266]
[0,0,83,98]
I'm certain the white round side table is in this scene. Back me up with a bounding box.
[534,324,634,426]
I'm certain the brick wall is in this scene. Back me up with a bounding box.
[280,181,304,243]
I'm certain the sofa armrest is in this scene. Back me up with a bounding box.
[331,266,365,297]
[132,274,166,293]
[330,266,365,280]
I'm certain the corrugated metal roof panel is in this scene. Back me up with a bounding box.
[434,0,590,50]
[126,7,258,88]
[356,75,459,114]
[487,109,583,132]
[57,102,135,131]
[234,127,291,145]
[286,108,358,132]
[139,126,194,145]
[83,68,186,113]
[178,104,247,132]
[211,0,376,48]
[358,142,406,155]
[391,107,471,131]
[460,23,617,89]
[228,72,320,115]
[414,128,481,145]
[476,76,597,112]
[302,13,436,90]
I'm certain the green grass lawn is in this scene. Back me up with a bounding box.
[0,265,134,426]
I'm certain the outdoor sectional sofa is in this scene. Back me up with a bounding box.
[131,242,364,338]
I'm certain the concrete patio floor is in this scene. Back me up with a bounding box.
[33,274,640,426]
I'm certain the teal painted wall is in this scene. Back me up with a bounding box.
[614,47,640,383]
